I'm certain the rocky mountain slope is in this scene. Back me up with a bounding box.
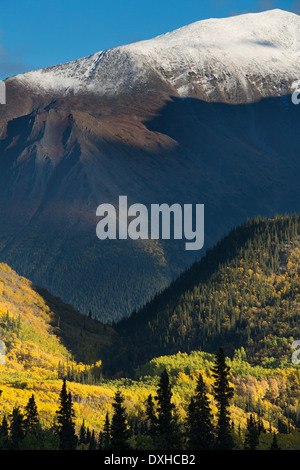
[0,10,299,320]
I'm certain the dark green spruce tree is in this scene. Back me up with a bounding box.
[103,412,111,449]
[146,394,157,440]
[110,391,130,450]
[211,348,234,449]
[186,373,215,449]
[86,427,91,445]
[155,369,180,449]
[24,394,39,434]
[0,415,9,449]
[79,420,86,445]
[55,379,77,450]
[244,414,260,450]
[10,406,25,450]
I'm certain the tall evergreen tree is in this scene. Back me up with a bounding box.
[24,394,39,434]
[86,427,91,444]
[103,412,111,449]
[155,370,174,435]
[186,373,215,449]
[211,348,234,449]
[55,379,77,450]
[146,394,157,439]
[154,369,180,449]
[244,414,260,450]
[0,415,9,449]
[10,406,25,450]
[89,430,97,450]
[110,391,130,450]
[79,420,86,445]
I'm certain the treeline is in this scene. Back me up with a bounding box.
[104,214,300,375]
[0,349,284,450]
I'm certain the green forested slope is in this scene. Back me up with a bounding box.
[104,214,300,375]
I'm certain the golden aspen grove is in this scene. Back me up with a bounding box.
[0,215,299,450]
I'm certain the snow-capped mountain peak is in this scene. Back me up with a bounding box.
[12,9,300,103]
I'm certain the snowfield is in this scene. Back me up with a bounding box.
[12,9,300,101]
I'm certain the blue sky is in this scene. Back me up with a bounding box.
[0,0,299,79]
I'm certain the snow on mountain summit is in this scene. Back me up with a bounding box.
[146,9,300,50]
[13,9,300,103]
